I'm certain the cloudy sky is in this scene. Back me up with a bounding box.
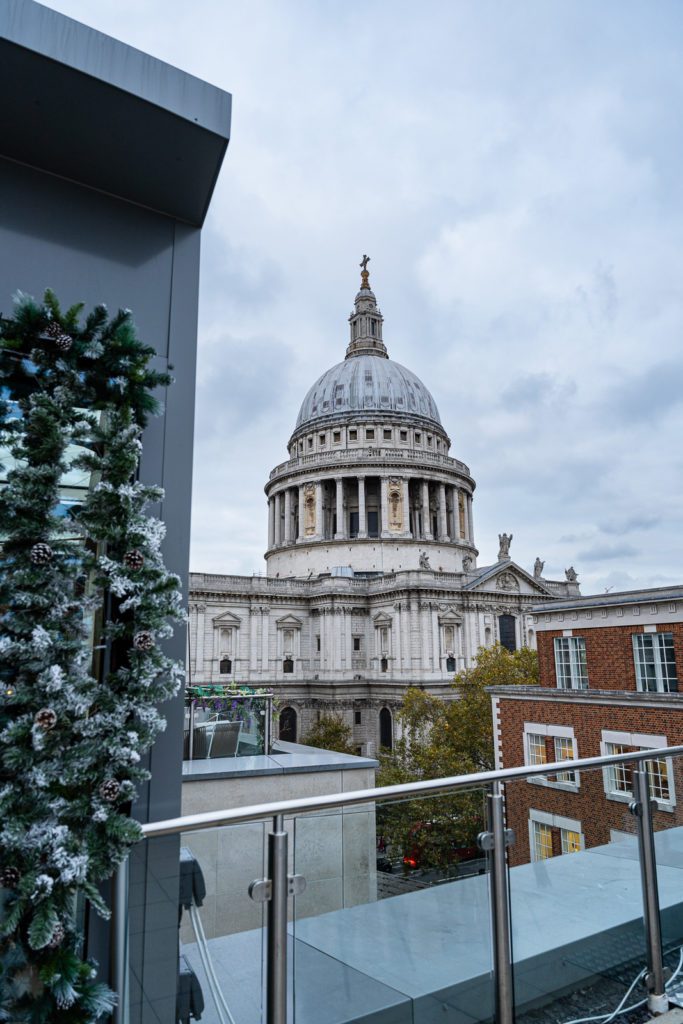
[43,1,683,594]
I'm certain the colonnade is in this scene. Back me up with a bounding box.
[267,475,474,548]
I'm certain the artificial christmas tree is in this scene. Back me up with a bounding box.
[0,290,185,1022]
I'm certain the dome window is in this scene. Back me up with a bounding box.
[415,432,421,444]
[333,430,341,444]
[371,320,377,336]
[349,429,357,441]
[427,435,433,447]
[319,433,326,446]
[383,429,392,441]
[400,429,407,442]
[308,437,313,449]
[365,428,375,440]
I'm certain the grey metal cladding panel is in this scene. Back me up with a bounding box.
[2,0,231,135]
[0,39,228,227]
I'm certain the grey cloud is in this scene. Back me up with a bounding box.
[598,515,660,535]
[607,359,683,424]
[499,373,577,412]
[577,543,639,562]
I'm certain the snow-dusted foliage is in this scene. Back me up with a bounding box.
[0,291,184,1022]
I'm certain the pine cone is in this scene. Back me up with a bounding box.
[1,865,21,889]
[133,631,154,652]
[30,542,53,565]
[99,779,121,803]
[124,549,144,571]
[43,320,73,351]
[35,707,57,731]
[48,922,65,948]
[54,332,73,352]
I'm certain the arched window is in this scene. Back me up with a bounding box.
[446,656,456,673]
[279,707,297,743]
[379,708,393,750]
[380,657,388,673]
[498,615,517,652]
[219,657,232,675]
[283,658,294,674]
[484,627,492,647]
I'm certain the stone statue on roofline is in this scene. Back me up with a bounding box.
[419,550,431,570]
[498,532,512,559]
[534,557,544,579]
[565,565,578,582]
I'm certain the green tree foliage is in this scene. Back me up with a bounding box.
[301,713,355,755]
[376,645,538,872]
[0,291,183,1022]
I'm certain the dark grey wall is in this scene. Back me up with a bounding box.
[1,4,230,1021]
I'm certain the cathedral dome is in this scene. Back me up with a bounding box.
[295,354,442,431]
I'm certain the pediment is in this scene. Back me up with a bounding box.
[438,609,463,625]
[465,561,551,597]
[212,610,242,626]
[372,611,393,625]
[275,614,304,629]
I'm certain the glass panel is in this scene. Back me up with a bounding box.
[184,692,271,758]
[646,751,683,1000]
[129,824,267,1024]
[290,788,491,1023]
[506,760,653,1023]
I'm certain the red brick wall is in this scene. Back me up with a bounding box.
[537,622,683,692]
[498,695,683,865]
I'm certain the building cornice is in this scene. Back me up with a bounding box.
[487,685,683,709]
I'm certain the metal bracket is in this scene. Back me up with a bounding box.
[477,829,515,852]
[248,874,306,903]
[629,799,659,818]
[644,967,671,991]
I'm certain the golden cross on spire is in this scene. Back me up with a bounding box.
[359,254,370,289]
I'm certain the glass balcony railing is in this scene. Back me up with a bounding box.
[183,689,275,759]
[115,745,683,1024]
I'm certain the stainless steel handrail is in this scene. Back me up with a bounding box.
[140,743,683,838]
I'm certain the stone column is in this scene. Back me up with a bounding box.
[432,608,441,673]
[357,476,367,538]
[267,498,275,549]
[438,482,448,541]
[261,607,269,676]
[449,486,458,539]
[274,493,282,548]
[298,485,305,541]
[249,607,259,672]
[315,481,323,539]
[195,604,205,682]
[467,494,474,545]
[344,609,353,671]
[334,476,344,539]
[402,478,411,537]
[393,604,402,673]
[420,602,431,669]
[421,480,433,540]
[380,476,389,536]
[284,488,292,544]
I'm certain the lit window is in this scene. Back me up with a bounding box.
[561,829,582,854]
[554,736,577,785]
[554,637,588,689]
[604,740,671,805]
[526,733,547,767]
[632,633,678,693]
[532,820,553,860]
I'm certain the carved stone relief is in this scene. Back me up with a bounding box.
[497,572,519,592]
[303,483,316,536]
[388,477,403,532]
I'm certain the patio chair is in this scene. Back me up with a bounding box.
[208,720,241,758]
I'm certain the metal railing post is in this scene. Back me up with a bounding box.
[267,813,289,1024]
[189,700,195,761]
[479,782,514,1024]
[265,696,273,754]
[110,855,130,1024]
[631,767,668,1014]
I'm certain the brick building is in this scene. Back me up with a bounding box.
[490,585,683,866]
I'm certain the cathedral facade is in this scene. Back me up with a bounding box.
[188,263,579,755]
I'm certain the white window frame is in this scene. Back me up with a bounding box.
[524,722,580,791]
[600,730,675,811]
[632,632,678,693]
[554,636,588,690]
[528,809,585,862]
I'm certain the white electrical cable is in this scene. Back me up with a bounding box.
[562,944,683,1024]
[189,903,237,1024]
